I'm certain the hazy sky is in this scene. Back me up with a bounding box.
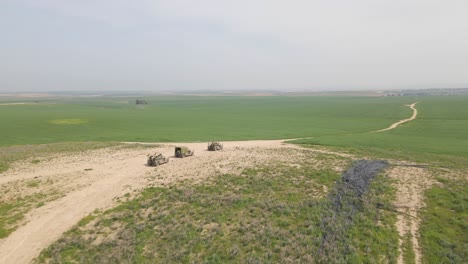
[1,0,467,92]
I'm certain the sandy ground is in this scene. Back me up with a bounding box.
[374,102,418,132]
[0,140,348,264]
[0,139,433,264]
[389,165,435,264]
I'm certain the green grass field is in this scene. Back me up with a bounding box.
[3,95,467,164]
[290,96,468,164]
[1,96,416,146]
[419,178,467,263]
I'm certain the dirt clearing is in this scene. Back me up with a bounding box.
[0,140,346,264]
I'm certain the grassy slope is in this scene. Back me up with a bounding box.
[419,178,467,263]
[0,96,414,146]
[37,163,398,263]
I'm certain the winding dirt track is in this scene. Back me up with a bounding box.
[373,102,418,132]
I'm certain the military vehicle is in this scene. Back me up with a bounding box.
[147,153,170,166]
[208,141,223,151]
[175,146,194,158]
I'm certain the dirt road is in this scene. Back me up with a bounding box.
[389,166,434,264]
[373,102,418,133]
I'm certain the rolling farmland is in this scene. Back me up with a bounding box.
[0,94,466,264]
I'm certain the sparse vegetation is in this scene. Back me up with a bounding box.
[26,179,40,188]
[37,162,398,263]
[402,233,416,264]
[0,141,119,173]
[0,200,27,239]
[0,142,115,241]
[0,192,61,238]
[318,161,398,263]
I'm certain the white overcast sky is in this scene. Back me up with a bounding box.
[1,0,467,92]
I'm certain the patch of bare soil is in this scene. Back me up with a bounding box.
[387,166,435,264]
[373,102,418,133]
[0,140,345,264]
